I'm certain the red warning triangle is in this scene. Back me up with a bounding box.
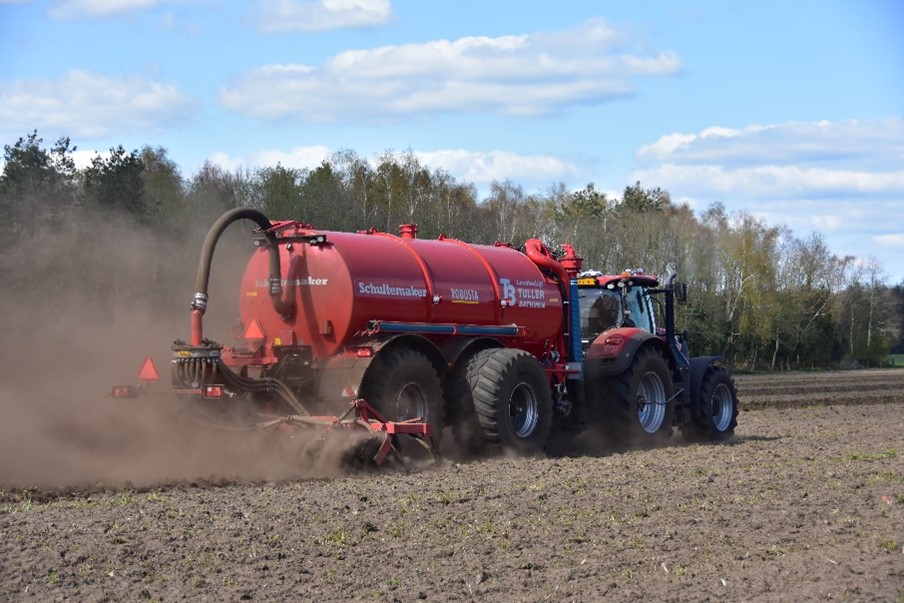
[138,356,160,382]
[243,317,265,341]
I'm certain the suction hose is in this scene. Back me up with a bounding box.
[190,208,295,345]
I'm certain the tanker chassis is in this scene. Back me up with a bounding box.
[116,208,739,461]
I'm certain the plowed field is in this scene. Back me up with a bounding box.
[2,369,903,602]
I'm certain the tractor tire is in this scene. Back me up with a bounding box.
[683,366,739,441]
[601,347,674,447]
[466,348,552,456]
[358,347,444,437]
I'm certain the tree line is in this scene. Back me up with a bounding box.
[2,131,901,369]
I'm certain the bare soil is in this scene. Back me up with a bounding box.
[2,369,903,602]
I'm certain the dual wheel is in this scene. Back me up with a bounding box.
[360,346,553,457]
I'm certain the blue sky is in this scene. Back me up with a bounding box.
[2,0,903,282]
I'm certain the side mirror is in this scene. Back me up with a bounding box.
[674,282,688,305]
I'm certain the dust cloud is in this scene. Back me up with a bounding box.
[0,213,360,490]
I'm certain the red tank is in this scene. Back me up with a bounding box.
[238,226,564,358]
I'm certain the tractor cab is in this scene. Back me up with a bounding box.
[576,269,660,348]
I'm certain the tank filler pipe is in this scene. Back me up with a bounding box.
[523,239,572,361]
[190,208,295,345]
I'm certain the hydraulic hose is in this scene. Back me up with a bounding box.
[213,360,309,416]
[190,208,296,344]
[172,359,309,416]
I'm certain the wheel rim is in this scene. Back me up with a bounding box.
[509,381,539,438]
[710,382,734,432]
[637,371,667,433]
[395,381,428,421]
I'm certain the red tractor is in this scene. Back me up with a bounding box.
[115,209,738,462]
[575,269,738,445]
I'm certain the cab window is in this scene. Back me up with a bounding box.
[579,289,621,340]
[624,289,656,333]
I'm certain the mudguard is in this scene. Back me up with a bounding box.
[688,355,722,408]
[584,328,672,378]
[313,333,445,406]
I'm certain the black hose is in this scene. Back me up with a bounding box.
[172,358,309,416]
[214,360,309,416]
[192,208,295,319]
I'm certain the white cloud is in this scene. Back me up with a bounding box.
[630,117,904,279]
[255,0,392,33]
[220,18,681,122]
[47,0,205,35]
[48,0,174,18]
[252,146,333,169]
[0,70,199,138]
[875,233,904,248]
[207,146,578,191]
[632,163,904,201]
[637,118,904,171]
[71,148,109,169]
[633,118,904,201]
[208,146,333,172]
[207,152,245,173]
[416,149,578,187]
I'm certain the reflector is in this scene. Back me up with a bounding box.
[243,317,265,341]
[111,385,138,398]
[138,357,159,382]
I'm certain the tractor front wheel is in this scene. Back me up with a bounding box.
[682,366,739,441]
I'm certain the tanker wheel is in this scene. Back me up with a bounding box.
[682,366,739,441]
[467,348,552,456]
[358,347,444,456]
[601,347,674,447]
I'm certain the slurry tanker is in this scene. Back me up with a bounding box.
[115,208,739,463]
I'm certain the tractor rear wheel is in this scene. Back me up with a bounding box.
[683,366,738,441]
[358,347,444,438]
[601,347,674,447]
[466,348,552,456]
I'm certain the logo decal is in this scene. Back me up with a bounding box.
[358,281,427,298]
[500,278,547,309]
[255,277,328,287]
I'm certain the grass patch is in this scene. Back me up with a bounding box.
[322,530,350,545]
[867,471,902,484]
[838,449,898,462]
[877,537,898,553]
